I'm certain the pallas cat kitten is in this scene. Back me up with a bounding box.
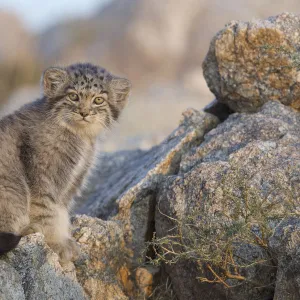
[0,63,131,261]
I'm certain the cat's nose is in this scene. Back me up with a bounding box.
[79,111,89,118]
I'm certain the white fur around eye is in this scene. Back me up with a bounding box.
[100,93,108,101]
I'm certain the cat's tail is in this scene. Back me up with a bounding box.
[0,232,22,254]
[0,192,30,255]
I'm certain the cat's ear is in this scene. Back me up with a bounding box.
[42,67,68,97]
[109,76,131,109]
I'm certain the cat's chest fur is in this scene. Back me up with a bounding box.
[21,124,94,203]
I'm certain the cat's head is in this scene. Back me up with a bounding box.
[42,63,131,135]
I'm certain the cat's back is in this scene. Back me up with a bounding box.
[0,113,23,150]
[0,98,46,129]
[0,99,47,155]
[0,111,28,173]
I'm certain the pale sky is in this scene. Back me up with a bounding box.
[0,0,111,32]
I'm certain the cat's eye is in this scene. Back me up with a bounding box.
[94,97,105,105]
[68,93,79,101]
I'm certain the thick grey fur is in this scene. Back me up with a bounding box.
[0,63,131,261]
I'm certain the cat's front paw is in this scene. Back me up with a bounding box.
[49,238,80,263]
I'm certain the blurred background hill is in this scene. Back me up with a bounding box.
[1,0,300,150]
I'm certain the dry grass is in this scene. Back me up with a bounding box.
[148,276,178,300]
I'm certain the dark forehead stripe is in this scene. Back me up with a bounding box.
[107,102,119,120]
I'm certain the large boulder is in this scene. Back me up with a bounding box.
[203,13,300,112]
[155,101,300,300]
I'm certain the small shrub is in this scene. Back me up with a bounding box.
[146,165,299,288]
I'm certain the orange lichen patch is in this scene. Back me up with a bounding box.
[217,26,294,68]
[247,28,290,48]
[215,28,236,62]
[118,265,135,296]
[135,267,154,297]
[291,98,300,110]
[267,72,294,90]
[83,278,129,300]
[156,151,178,175]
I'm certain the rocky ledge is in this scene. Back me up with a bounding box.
[1,12,300,300]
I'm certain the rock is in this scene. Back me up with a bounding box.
[0,261,24,300]
[181,100,300,172]
[269,218,300,300]
[72,215,131,300]
[1,233,86,300]
[155,101,300,300]
[0,215,132,300]
[135,266,160,297]
[203,13,300,112]
[77,109,219,262]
